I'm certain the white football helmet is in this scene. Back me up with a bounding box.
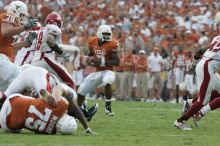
[56,114,77,135]
[7,1,28,23]
[46,24,62,41]
[96,24,112,41]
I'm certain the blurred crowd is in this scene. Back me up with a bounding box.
[1,0,220,103]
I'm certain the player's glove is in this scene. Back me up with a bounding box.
[25,31,37,45]
[85,127,98,135]
[24,19,38,30]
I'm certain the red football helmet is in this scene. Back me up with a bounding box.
[45,12,63,28]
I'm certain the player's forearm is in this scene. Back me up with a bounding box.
[68,101,89,129]
[2,26,25,37]
[51,85,63,101]
[49,43,64,55]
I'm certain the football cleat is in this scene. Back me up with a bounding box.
[81,103,98,122]
[105,107,115,116]
[87,103,98,122]
[192,110,203,127]
[174,120,192,130]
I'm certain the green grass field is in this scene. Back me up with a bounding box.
[0,100,220,146]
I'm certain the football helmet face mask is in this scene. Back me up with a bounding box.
[7,1,28,24]
[45,12,63,28]
[96,25,112,42]
[56,114,77,135]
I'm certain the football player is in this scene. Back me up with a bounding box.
[14,22,42,65]
[1,65,94,134]
[77,24,120,117]
[31,12,75,90]
[182,71,220,127]
[0,1,37,86]
[0,88,77,135]
[174,35,220,130]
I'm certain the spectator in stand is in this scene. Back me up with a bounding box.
[198,31,209,47]
[135,50,148,101]
[114,50,124,101]
[121,49,136,100]
[148,47,163,101]
[173,46,186,103]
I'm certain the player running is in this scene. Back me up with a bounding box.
[77,24,120,117]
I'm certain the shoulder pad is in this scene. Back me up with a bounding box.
[2,13,16,24]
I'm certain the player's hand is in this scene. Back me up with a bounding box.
[40,89,58,108]
[85,127,98,135]
[24,19,38,30]
[25,31,37,45]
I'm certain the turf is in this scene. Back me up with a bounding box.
[0,100,219,146]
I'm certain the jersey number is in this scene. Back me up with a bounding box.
[208,40,220,52]
[25,105,52,131]
[35,31,43,51]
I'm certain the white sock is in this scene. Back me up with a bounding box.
[201,104,211,116]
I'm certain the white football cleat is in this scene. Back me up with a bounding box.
[174,120,192,130]
[105,108,115,116]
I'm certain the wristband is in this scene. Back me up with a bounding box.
[100,58,105,67]
[85,127,92,133]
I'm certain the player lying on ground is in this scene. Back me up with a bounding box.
[0,89,77,135]
[0,65,95,134]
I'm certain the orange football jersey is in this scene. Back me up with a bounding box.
[0,13,17,61]
[88,37,119,71]
[7,95,68,134]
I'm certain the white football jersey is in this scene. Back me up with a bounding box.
[14,31,36,65]
[203,36,220,60]
[32,28,61,62]
[4,65,60,97]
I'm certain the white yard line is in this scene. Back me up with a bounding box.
[125,107,220,114]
